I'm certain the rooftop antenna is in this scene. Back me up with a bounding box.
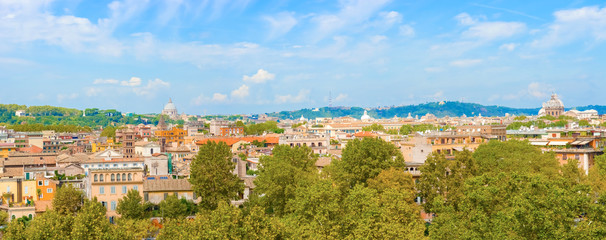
[328,91,333,108]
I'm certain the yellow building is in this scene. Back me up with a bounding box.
[0,178,38,221]
[143,178,198,204]
[89,168,144,221]
[155,127,187,146]
[0,143,16,158]
[91,138,119,153]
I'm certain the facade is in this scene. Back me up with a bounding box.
[35,176,58,201]
[219,127,244,136]
[143,178,197,204]
[116,128,136,158]
[155,127,187,146]
[88,168,144,220]
[0,143,16,158]
[135,142,161,157]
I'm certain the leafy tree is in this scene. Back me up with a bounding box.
[283,179,343,239]
[111,218,156,239]
[3,218,27,240]
[71,198,111,239]
[158,195,188,219]
[52,184,84,215]
[0,210,8,226]
[330,137,405,190]
[117,189,147,219]
[362,123,385,132]
[189,141,244,210]
[472,140,560,177]
[254,145,318,215]
[23,210,73,239]
[578,119,590,126]
[429,172,589,239]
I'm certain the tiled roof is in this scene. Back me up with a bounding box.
[143,178,192,192]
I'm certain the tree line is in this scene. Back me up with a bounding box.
[3,138,606,239]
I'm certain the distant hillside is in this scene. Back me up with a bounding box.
[267,101,606,120]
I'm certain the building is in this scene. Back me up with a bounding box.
[219,127,244,136]
[88,167,144,221]
[538,94,565,118]
[0,143,16,158]
[155,127,187,146]
[116,128,136,158]
[142,178,197,204]
[135,141,161,157]
[161,98,178,120]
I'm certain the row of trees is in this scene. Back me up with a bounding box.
[5,138,606,239]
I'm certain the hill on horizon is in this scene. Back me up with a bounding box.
[266,101,606,120]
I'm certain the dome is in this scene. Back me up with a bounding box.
[538,108,546,116]
[542,94,564,109]
[361,110,371,121]
[163,98,177,111]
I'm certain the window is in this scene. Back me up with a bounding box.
[94,174,98,182]
[6,186,9,192]
[111,186,116,194]
[47,188,53,193]
[144,193,149,201]
[164,193,168,199]
[133,185,138,191]
[111,174,115,181]
[105,164,109,167]
[122,173,126,181]
[84,165,88,168]
[100,174,104,182]
[111,201,116,211]
[128,173,132,181]
[113,164,118,167]
[38,181,43,186]
[99,187,105,194]
[25,186,28,194]
[122,186,127,194]
[44,180,49,186]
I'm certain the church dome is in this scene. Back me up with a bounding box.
[164,98,177,111]
[543,94,564,109]
[361,110,372,121]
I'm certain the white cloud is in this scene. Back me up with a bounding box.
[275,89,310,103]
[212,93,228,102]
[455,13,477,25]
[449,59,483,67]
[334,93,348,102]
[310,0,392,41]
[93,79,119,84]
[499,43,518,51]
[243,69,275,84]
[132,78,170,97]
[533,6,606,47]
[399,24,415,37]
[86,87,102,97]
[231,84,249,98]
[370,35,387,44]
[462,22,526,41]
[503,82,555,100]
[57,93,78,102]
[264,12,298,39]
[121,77,142,86]
[379,11,402,26]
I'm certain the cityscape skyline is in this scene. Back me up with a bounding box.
[1,0,605,115]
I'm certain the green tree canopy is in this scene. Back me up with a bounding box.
[330,137,405,190]
[117,189,147,219]
[189,140,244,210]
[254,145,318,216]
[52,184,84,215]
[158,195,189,219]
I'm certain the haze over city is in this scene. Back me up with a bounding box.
[1,0,605,114]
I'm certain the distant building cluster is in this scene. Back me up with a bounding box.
[0,94,604,223]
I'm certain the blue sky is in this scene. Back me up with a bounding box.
[0,0,605,115]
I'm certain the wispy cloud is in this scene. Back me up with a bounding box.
[231,84,249,98]
[243,69,275,84]
[275,89,310,103]
[450,59,483,67]
[532,6,606,48]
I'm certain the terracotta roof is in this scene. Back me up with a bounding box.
[315,157,332,167]
[1,167,24,178]
[354,131,378,138]
[16,145,43,153]
[2,156,57,166]
[35,200,53,213]
[143,178,192,192]
[196,136,280,146]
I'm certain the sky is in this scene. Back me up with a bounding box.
[0,0,605,115]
